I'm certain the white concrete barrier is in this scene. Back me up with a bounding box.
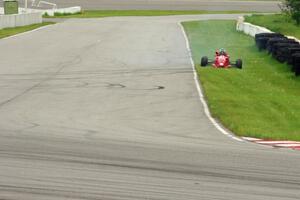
[236,16,272,37]
[0,7,39,14]
[1,6,82,17]
[0,5,81,29]
[236,16,300,46]
[236,17,300,42]
[0,12,42,29]
[43,6,81,16]
[286,36,300,43]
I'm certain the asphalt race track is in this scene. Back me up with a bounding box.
[16,0,281,12]
[0,14,300,199]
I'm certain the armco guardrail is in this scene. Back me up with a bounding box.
[0,12,42,29]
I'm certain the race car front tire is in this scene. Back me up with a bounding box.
[236,59,243,69]
[201,56,208,67]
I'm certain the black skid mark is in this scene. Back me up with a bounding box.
[143,86,165,90]
[129,86,165,91]
[106,83,126,89]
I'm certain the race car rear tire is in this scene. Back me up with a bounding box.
[236,59,243,69]
[201,56,208,67]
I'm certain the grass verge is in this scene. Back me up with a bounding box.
[44,10,257,18]
[245,14,300,39]
[182,20,300,141]
[0,22,54,39]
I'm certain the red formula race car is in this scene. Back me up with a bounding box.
[200,49,243,69]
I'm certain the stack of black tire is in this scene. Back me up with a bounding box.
[255,32,300,76]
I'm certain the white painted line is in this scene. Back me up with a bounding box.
[1,23,56,41]
[178,22,243,142]
[242,137,262,141]
[256,141,300,145]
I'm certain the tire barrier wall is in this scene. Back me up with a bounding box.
[237,16,300,76]
[0,12,42,29]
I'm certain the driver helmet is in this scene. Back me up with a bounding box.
[219,48,226,55]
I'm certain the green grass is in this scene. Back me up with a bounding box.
[182,20,300,141]
[245,14,300,39]
[0,22,54,39]
[45,10,256,18]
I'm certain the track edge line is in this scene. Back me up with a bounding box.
[1,23,57,41]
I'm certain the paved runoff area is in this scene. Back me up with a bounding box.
[0,15,300,199]
[13,0,281,12]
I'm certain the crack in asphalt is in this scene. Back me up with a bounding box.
[0,56,82,109]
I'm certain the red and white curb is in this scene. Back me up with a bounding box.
[242,137,300,151]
